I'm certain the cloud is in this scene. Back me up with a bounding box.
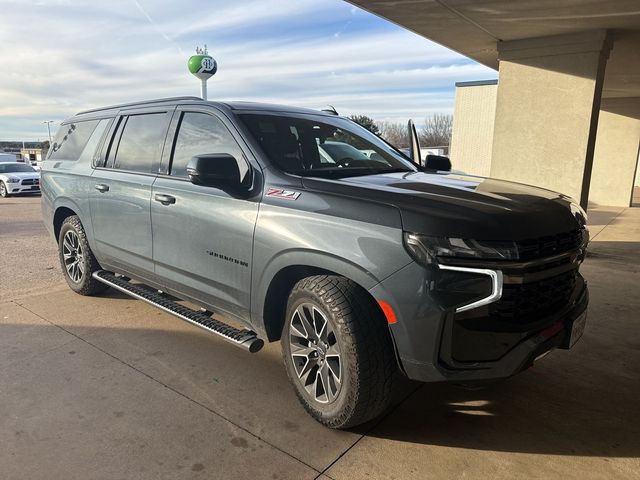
[0,0,496,139]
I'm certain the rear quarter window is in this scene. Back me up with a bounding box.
[48,120,101,161]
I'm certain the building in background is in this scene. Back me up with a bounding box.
[349,1,640,208]
[449,80,497,178]
[449,78,640,207]
[20,148,47,166]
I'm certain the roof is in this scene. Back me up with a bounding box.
[75,97,333,118]
[221,101,332,116]
[347,0,640,100]
[455,79,498,88]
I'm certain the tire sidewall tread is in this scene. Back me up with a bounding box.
[58,215,108,296]
[282,274,396,429]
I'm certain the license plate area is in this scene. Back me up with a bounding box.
[562,311,587,349]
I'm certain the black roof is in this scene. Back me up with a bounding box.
[76,97,332,118]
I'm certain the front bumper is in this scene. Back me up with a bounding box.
[7,182,40,194]
[369,257,588,383]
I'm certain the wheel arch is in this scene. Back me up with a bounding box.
[255,251,385,342]
[51,197,91,244]
[53,206,78,242]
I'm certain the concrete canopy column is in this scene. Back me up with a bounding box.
[490,31,612,208]
[589,98,640,207]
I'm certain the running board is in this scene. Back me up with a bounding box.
[92,271,264,353]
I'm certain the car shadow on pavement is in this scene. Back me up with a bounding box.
[364,367,640,458]
[67,265,640,459]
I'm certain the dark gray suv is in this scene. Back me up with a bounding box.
[42,97,589,428]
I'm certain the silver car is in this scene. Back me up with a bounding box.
[0,162,40,197]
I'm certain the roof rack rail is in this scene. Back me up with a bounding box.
[77,96,203,115]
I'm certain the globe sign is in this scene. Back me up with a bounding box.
[188,55,217,80]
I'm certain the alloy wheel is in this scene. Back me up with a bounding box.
[62,230,85,283]
[289,303,342,404]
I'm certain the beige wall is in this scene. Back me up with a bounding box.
[450,83,497,176]
[490,32,611,207]
[589,110,640,206]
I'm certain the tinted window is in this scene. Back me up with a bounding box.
[113,113,167,173]
[239,113,415,178]
[49,120,100,161]
[171,112,248,181]
[78,118,110,164]
[0,163,36,173]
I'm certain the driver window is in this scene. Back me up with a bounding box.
[171,112,249,180]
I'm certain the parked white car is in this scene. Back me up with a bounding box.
[0,162,40,197]
[0,153,18,163]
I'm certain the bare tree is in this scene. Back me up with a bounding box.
[420,113,453,147]
[376,121,409,148]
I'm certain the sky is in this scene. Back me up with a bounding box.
[0,0,496,141]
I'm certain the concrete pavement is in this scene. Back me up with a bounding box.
[1,196,639,479]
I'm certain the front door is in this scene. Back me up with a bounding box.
[89,109,171,279]
[151,109,259,321]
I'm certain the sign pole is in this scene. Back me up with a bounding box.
[201,79,208,101]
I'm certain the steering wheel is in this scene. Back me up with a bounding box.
[336,157,355,168]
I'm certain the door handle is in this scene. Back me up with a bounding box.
[154,193,176,205]
[94,184,109,193]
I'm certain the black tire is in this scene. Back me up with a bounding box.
[58,215,109,295]
[281,275,396,429]
[0,182,9,198]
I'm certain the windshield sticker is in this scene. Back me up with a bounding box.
[266,188,301,201]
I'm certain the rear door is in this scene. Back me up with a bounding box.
[151,107,259,321]
[89,107,172,279]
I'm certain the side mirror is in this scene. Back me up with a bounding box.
[187,154,243,190]
[424,154,451,172]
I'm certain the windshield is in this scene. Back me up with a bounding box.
[0,163,36,173]
[239,113,416,178]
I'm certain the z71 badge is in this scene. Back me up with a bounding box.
[266,187,301,201]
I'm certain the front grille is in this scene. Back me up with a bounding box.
[490,269,577,323]
[21,178,39,186]
[515,229,584,261]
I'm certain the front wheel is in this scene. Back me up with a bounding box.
[282,275,396,428]
[58,215,109,295]
[0,182,9,197]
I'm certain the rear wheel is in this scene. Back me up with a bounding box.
[58,215,108,295]
[281,275,396,428]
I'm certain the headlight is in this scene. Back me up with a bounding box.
[570,202,588,227]
[403,233,519,266]
[7,177,21,183]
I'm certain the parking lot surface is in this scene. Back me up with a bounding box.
[1,196,639,479]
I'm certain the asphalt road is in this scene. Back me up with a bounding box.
[1,195,639,479]
[0,195,63,302]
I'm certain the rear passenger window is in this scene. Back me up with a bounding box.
[78,119,111,164]
[113,113,167,173]
[171,112,248,181]
[49,120,100,161]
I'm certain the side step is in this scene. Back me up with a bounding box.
[92,271,264,353]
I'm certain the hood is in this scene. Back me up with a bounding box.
[302,171,584,240]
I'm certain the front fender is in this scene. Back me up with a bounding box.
[250,200,412,336]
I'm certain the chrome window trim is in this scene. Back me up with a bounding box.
[438,264,503,313]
